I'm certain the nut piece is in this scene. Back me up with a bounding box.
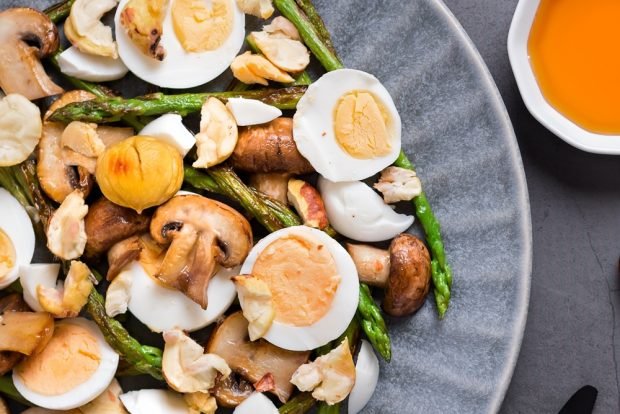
[65,0,119,58]
[249,31,310,73]
[290,338,356,405]
[0,94,42,167]
[61,121,106,174]
[105,269,133,317]
[96,136,184,213]
[263,16,300,40]
[37,260,94,318]
[193,98,239,169]
[185,392,217,414]
[236,0,274,19]
[162,329,231,393]
[373,166,423,203]
[0,8,63,100]
[287,179,329,229]
[231,52,294,86]
[249,172,291,205]
[120,0,168,60]
[150,194,253,308]
[233,275,275,341]
[383,233,431,316]
[46,190,89,260]
[232,118,314,174]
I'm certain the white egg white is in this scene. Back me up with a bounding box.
[19,263,61,312]
[139,114,196,156]
[293,69,402,182]
[115,0,245,88]
[233,392,278,414]
[57,46,129,82]
[13,318,119,410]
[348,340,380,414]
[240,226,359,351]
[122,261,238,332]
[226,98,282,126]
[318,177,414,242]
[120,389,189,414]
[0,188,35,289]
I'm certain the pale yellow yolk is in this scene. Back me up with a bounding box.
[333,91,391,159]
[0,229,16,280]
[172,0,233,52]
[252,235,340,326]
[14,323,101,396]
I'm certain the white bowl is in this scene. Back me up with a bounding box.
[507,0,620,154]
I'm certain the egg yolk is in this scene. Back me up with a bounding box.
[172,0,233,52]
[252,234,340,326]
[333,90,391,159]
[14,323,101,396]
[0,229,15,281]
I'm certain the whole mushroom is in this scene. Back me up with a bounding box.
[346,233,431,316]
[150,195,253,309]
[232,118,314,174]
[0,8,63,100]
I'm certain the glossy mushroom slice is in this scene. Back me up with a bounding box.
[150,195,253,309]
[0,294,30,375]
[206,312,310,403]
[0,8,63,100]
[232,118,314,174]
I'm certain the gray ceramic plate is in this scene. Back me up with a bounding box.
[6,0,531,413]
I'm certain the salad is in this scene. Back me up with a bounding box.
[0,0,453,413]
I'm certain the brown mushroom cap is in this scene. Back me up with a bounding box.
[211,373,254,408]
[0,8,63,100]
[84,197,151,259]
[206,312,310,403]
[150,195,253,309]
[383,234,432,316]
[232,118,314,174]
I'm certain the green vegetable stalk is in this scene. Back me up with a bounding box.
[47,87,307,124]
[357,284,391,361]
[278,392,316,414]
[0,375,29,405]
[44,0,75,23]
[275,0,452,318]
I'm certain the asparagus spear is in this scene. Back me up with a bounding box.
[278,392,316,414]
[294,0,339,59]
[275,0,453,318]
[357,284,391,361]
[44,0,75,24]
[47,87,307,124]
[0,376,29,406]
[394,152,452,317]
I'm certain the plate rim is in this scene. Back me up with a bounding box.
[429,0,533,411]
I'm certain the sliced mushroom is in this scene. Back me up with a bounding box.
[211,373,254,408]
[0,397,7,414]
[0,311,54,356]
[106,235,143,281]
[150,195,253,309]
[263,16,300,40]
[0,294,30,375]
[346,233,431,316]
[249,31,310,73]
[0,8,63,100]
[39,91,97,203]
[249,173,291,205]
[232,118,313,174]
[61,121,106,174]
[206,312,310,403]
[84,197,151,259]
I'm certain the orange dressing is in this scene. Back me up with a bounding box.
[528,0,620,134]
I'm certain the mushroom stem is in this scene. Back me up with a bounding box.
[345,243,390,287]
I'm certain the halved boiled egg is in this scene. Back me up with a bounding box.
[139,114,196,156]
[13,318,119,410]
[57,46,129,82]
[0,188,35,290]
[348,339,380,414]
[233,392,278,414]
[120,389,188,414]
[293,69,402,182]
[19,263,61,312]
[112,261,238,332]
[240,226,359,351]
[318,177,414,242]
[115,0,245,88]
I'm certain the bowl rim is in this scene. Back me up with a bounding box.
[507,0,620,154]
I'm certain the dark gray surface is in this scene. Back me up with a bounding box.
[443,1,620,413]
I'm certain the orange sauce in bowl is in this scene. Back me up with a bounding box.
[528,0,620,135]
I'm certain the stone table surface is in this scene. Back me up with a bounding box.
[442,0,620,412]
